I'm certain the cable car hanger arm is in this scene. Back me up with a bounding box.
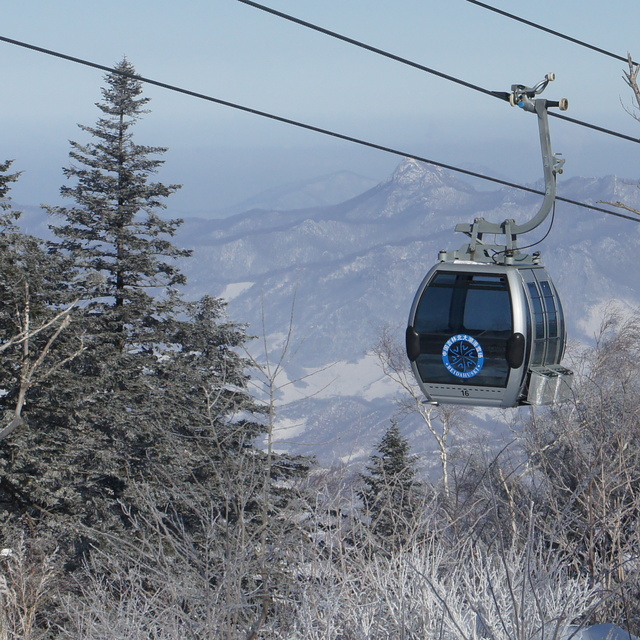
[453,74,568,261]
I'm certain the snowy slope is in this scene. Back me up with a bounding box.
[566,624,639,640]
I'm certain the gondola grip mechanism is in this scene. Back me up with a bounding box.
[453,74,567,263]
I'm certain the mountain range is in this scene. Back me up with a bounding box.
[176,158,640,466]
[216,169,379,216]
[13,159,640,467]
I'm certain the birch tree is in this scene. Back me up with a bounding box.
[0,163,82,442]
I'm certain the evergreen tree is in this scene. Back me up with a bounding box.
[0,159,20,203]
[0,62,262,564]
[47,57,189,348]
[0,160,79,437]
[0,162,82,519]
[135,295,266,512]
[359,422,422,544]
[37,60,196,532]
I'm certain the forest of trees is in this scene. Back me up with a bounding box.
[1,58,640,639]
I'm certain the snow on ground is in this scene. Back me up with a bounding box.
[247,345,395,407]
[219,281,254,301]
[338,446,369,466]
[270,417,308,445]
[297,352,395,401]
[566,623,639,640]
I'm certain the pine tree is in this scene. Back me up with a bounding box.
[35,60,196,530]
[0,160,20,202]
[0,160,79,439]
[359,422,422,544]
[0,62,262,565]
[0,162,83,521]
[135,294,266,512]
[47,58,189,349]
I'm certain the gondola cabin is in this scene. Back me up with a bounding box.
[404,73,574,407]
[405,260,573,408]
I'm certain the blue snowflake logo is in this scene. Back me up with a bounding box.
[442,334,484,379]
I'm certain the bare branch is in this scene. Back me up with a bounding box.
[0,298,83,441]
[597,200,640,215]
[623,52,640,114]
[0,299,79,355]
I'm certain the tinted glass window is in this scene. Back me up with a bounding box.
[527,283,543,316]
[415,276,454,333]
[416,353,510,388]
[416,273,512,335]
[464,288,511,332]
[543,280,560,362]
[412,271,512,388]
[546,337,561,362]
[540,281,558,338]
[540,281,554,298]
[526,280,546,366]
[548,312,558,338]
[526,274,566,366]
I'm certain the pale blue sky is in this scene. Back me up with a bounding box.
[3,0,639,215]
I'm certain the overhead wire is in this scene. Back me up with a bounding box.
[235,0,503,102]
[0,34,638,224]
[235,0,640,145]
[462,0,638,67]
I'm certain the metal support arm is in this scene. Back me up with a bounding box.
[449,74,568,264]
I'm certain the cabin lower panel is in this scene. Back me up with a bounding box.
[417,379,522,408]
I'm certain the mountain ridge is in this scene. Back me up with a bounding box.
[11,160,640,464]
[174,159,640,464]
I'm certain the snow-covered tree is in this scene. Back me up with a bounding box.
[0,62,261,568]
[524,307,640,631]
[359,422,422,545]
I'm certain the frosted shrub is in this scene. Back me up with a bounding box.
[288,540,596,640]
[0,535,59,640]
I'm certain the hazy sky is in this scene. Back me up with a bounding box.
[3,1,639,216]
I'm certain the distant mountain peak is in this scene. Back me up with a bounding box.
[389,158,448,188]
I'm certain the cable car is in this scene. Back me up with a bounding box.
[406,260,572,407]
[406,74,573,407]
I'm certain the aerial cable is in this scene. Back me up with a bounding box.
[236,0,501,101]
[235,0,640,145]
[0,34,637,224]
[463,0,638,67]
